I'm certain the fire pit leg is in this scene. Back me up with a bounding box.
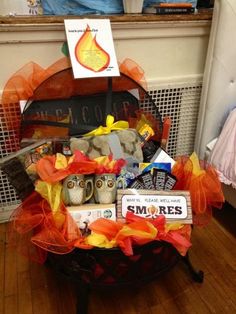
[76,281,90,314]
[182,252,204,283]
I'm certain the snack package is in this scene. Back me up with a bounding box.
[153,168,166,190]
[70,129,143,162]
[138,162,172,174]
[164,172,177,190]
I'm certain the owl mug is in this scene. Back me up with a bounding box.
[94,173,124,204]
[62,174,93,206]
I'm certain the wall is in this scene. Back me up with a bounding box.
[0,21,210,90]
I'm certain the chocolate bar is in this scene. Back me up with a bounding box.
[128,179,145,189]
[137,171,155,190]
[1,157,35,200]
[164,173,177,190]
[153,168,166,190]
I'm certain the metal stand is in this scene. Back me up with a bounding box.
[182,252,204,283]
[48,241,204,314]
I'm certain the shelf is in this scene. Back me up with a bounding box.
[0,9,213,25]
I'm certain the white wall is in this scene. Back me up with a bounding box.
[0,20,211,92]
[0,0,30,15]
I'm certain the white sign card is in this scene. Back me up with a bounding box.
[117,189,192,224]
[64,19,120,79]
[121,195,188,219]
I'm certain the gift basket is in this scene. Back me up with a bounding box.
[0,57,224,314]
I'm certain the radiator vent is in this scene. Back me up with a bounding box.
[149,82,202,158]
[0,102,21,220]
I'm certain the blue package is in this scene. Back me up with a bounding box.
[42,0,124,15]
[143,0,198,8]
[42,0,197,15]
[139,162,172,174]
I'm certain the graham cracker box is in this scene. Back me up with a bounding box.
[67,203,116,229]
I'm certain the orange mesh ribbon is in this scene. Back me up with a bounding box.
[1,57,71,132]
[119,58,147,91]
[1,57,147,139]
[94,155,126,175]
[36,150,97,183]
[76,212,192,256]
[125,212,191,256]
[8,191,81,263]
[172,153,224,226]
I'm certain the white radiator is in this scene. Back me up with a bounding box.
[0,102,21,222]
[0,80,202,222]
[149,81,202,157]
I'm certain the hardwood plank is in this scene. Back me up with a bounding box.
[31,288,51,314]
[153,269,183,304]
[4,244,17,297]
[0,224,6,242]
[101,292,124,314]
[102,288,137,314]
[56,276,77,314]
[161,298,182,314]
[0,296,3,314]
[137,281,161,308]
[44,268,61,314]
[29,261,47,291]
[175,287,210,314]
[4,295,18,314]
[150,303,167,314]
[0,223,5,314]
[17,253,30,273]
[0,226,5,296]
[193,273,235,313]
[191,224,236,299]
[129,287,153,313]
[206,220,236,269]
[89,291,107,314]
[17,271,33,314]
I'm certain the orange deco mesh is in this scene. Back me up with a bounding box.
[172,153,224,226]
[1,57,152,148]
[8,191,81,264]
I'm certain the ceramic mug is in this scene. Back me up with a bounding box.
[94,173,123,204]
[62,174,93,206]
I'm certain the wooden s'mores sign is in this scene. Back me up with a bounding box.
[117,189,192,224]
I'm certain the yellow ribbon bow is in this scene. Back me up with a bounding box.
[84,114,129,137]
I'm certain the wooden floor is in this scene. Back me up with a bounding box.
[0,208,236,314]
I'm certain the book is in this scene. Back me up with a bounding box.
[158,2,193,7]
[144,4,196,14]
[156,7,195,14]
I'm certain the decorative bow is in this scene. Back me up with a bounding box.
[84,115,129,137]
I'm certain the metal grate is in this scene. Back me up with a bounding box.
[0,102,21,221]
[148,82,202,158]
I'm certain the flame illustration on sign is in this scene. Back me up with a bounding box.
[148,205,158,216]
[75,25,110,72]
